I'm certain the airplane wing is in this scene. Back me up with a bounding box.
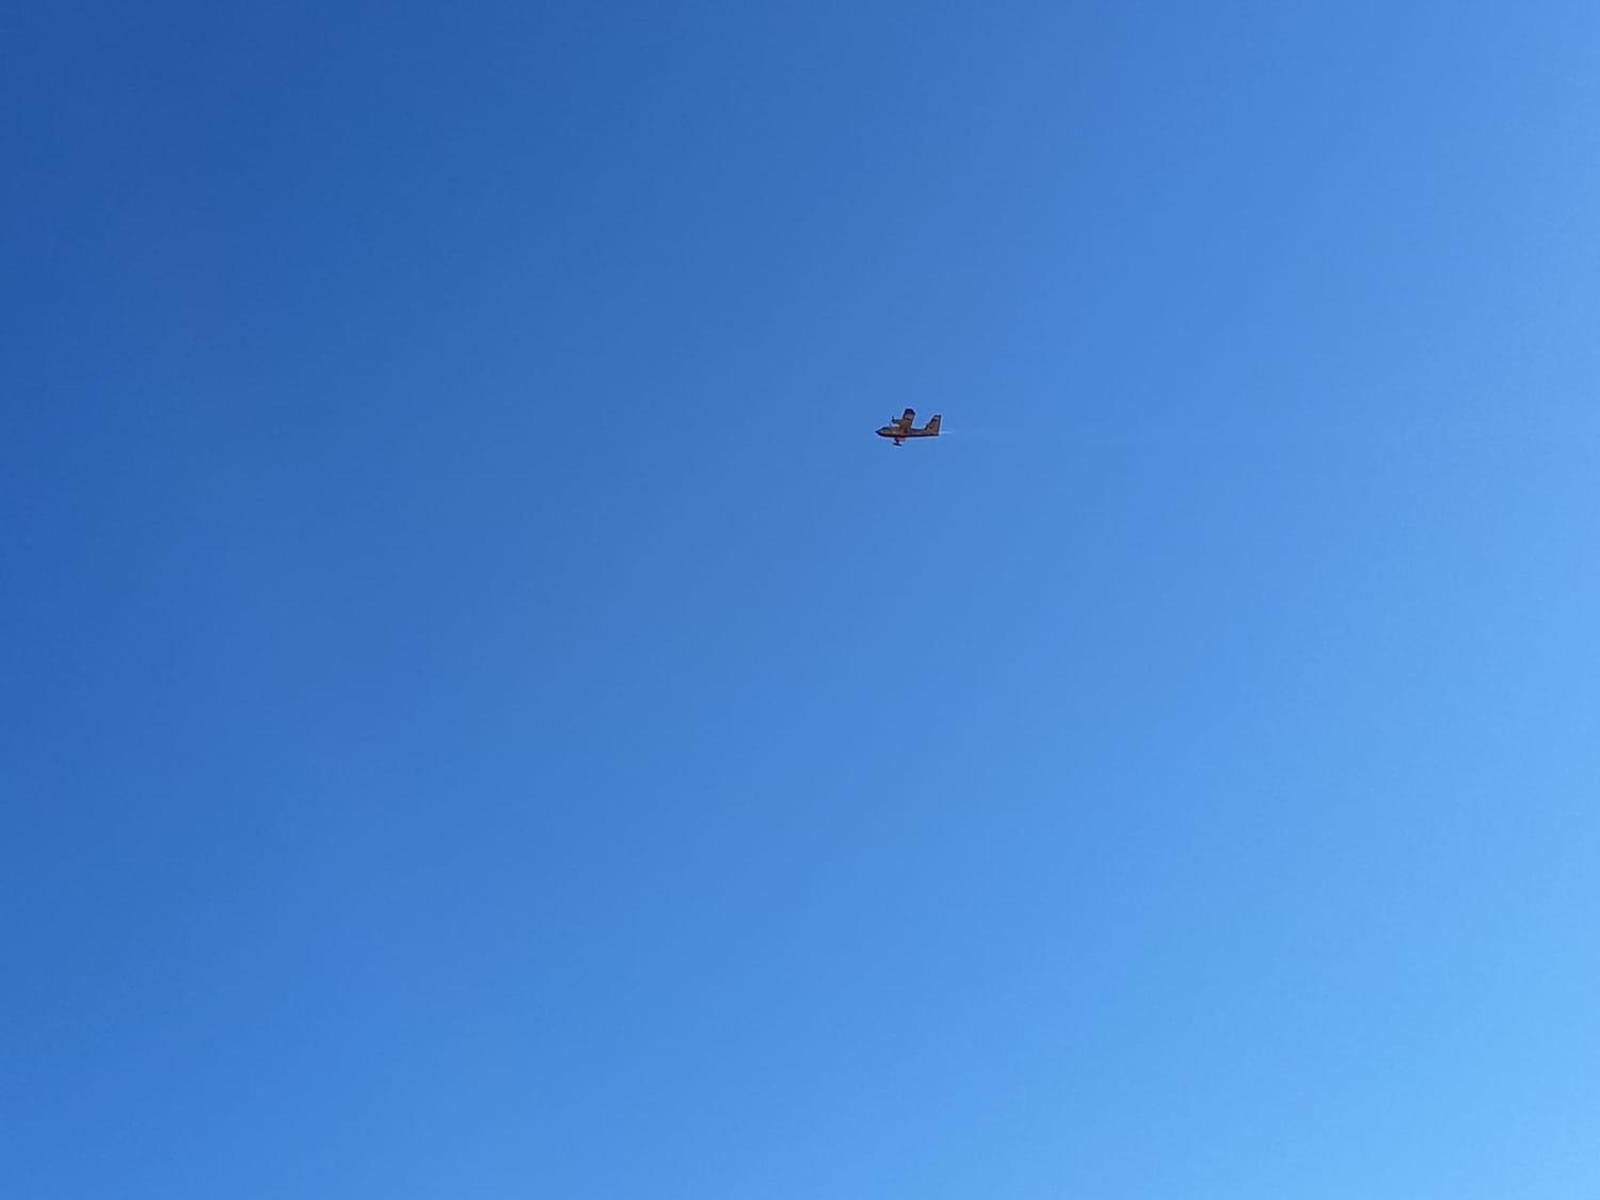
[894,407,915,433]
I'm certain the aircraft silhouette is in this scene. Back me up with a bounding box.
[876,408,942,445]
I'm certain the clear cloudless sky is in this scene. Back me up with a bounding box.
[5,2,1600,1196]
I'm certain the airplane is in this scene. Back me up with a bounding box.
[876,408,942,445]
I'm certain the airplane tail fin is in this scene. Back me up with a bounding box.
[923,414,941,435]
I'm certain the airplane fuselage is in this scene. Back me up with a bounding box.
[876,426,939,445]
[876,411,941,444]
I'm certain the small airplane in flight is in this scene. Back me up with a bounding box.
[876,408,942,445]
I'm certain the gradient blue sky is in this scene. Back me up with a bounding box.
[6,2,1600,1196]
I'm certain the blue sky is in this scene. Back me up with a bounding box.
[6,2,1600,1196]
